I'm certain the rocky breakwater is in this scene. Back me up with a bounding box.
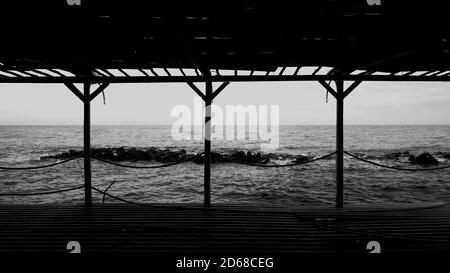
[40,147,316,166]
[41,147,189,163]
[193,151,271,164]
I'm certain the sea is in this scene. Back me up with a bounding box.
[0,125,449,206]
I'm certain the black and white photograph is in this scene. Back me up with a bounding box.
[0,0,449,270]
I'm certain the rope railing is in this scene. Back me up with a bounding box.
[0,155,83,171]
[102,180,118,203]
[2,149,449,202]
[92,186,146,206]
[91,152,204,169]
[344,151,450,171]
[219,151,336,167]
[0,185,85,196]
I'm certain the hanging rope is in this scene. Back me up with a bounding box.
[0,155,82,170]
[92,186,146,206]
[0,185,85,196]
[91,152,204,169]
[102,179,118,203]
[219,152,336,168]
[102,90,106,105]
[344,151,450,171]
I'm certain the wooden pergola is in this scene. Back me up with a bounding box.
[1,0,449,208]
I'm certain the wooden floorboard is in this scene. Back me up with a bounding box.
[0,203,449,253]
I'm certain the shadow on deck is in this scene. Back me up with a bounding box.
[0,203,449,253]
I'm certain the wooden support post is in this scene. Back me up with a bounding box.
[187,80,230,207]
[318,79,362,207]
[335,79,344,208]
[64,82,110,206]
[204,81,213,207]
[83,82,92,206]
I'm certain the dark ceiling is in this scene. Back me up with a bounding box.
[0,0,449,76]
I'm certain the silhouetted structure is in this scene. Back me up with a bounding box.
[0,1,449,209]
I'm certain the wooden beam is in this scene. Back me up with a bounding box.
[83,83,92,206]
[138,69,149,77]
[118,69,130,77]
[49,69,67,77]
[186,82,206,101]
[318,80,338,99]
[402,71,415,76]
[2,74,450,84]
[89,83,110,101]
[163,68,172,76]
[359,48,417,71]
[10,70,37,77]
[64,82,84,102]
[0,69,26,77]
[421,71,437,76]
[343,80,363,99]
[211,82,230,101]
[26,70,52,77]
[148,68,159,77]
[312,66,322,75]
[100,69,115,77]
[204,81,212,207]
[335,79,344,208]
[94,69,111,77]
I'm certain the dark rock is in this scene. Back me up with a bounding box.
[409,153,439,165]
[192,155,204,164]
[231,151,246,162]
[227,150,270,164]
[68,149,79,157]
[444,153,450,159]
[192,152,223,164]
[144,148,158,160]
[158,149,186,162]
[293,155,310,163]
[384,151,410,160]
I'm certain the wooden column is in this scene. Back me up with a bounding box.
[335,79,344,208]
[204,81,212,207]
[83,82,92,206]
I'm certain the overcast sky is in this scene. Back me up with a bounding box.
[0,81,449,125]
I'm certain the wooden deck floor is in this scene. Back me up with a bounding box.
[0,203,449,253]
